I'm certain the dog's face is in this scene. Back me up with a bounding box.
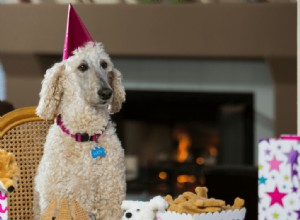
[121,197,168,220]
[36,42,126,120]
[122,205,156,220]
[65,43,113,108]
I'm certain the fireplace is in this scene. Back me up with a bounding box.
[113,90,254,196]
[113,89,257,219]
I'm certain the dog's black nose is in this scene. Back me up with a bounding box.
[125,212,132,218]
[98,88,112,100]
[7,186,15,192]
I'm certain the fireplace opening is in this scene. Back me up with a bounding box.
[113,90,254,196]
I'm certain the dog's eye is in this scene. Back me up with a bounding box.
[136,209,140,212]
[100,61,108,69]
[78,63,89,72]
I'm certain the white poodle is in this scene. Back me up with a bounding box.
[34,42,126,220]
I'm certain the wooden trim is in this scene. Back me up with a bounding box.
[0,106,43,138]
[0,3,296,58]
[267,58,297,136]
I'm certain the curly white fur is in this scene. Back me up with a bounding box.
[121,196,168,220]
[34,42,126,220]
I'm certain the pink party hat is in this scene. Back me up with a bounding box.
[63,4,93,60]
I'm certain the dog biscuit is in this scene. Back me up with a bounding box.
[181,201,222,214]
[164,195,174,204]
[232,197,245,209]
[194,198,225,207]
[182,191,199,201]
[180,202,201,214]
[163,186,245,215]
[174,195,188,204]
[195,187,208,198]
[195,207,222,213]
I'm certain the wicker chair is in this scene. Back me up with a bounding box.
[0,106,53,220]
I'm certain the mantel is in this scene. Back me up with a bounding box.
[0,3,296,58]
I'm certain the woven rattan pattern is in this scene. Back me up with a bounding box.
[0,120,53,220]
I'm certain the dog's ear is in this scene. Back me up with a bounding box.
[121,201,135,211]
[7,153,20,180]
[109,68,125,114]
[148,196,169,212]
[121,201,146,211]
[36,62,65,120]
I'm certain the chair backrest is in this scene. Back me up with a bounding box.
[0,107,53,220]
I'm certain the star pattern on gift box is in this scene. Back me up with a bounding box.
[285,148,299,166]
[266,186,287,207]
[292,186,298,193]
[259,138,270,143]
[259,176,267,185]
[273,212,279,219]
[294,209,300,220]
[285,148,300,184]
[292,169,298,176]
[267,156,283,172]
[265,148,271,156]
[259,138,300,219]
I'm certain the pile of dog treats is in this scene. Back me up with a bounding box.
[164,186,245,214]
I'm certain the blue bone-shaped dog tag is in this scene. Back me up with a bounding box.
[91,146,106,159]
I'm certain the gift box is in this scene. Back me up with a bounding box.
[259,135,300,220]
[0,190,8,220]
[156,208,246,220]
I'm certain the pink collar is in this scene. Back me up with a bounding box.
[56,114,104,142]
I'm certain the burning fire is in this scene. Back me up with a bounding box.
[208,146,218,157]
[174,129,191,163]
[158,171,168,180]
[177,175,196,184]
